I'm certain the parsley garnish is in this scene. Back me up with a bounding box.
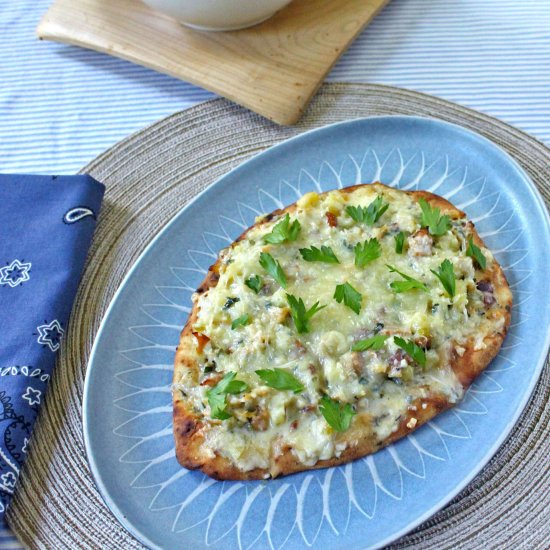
[299,245,339,264]
[418,198,451,236]
[466,237,487,270]
[333,282,362,314]
[431,259,456,298]
[386,264,428,293]
[394,231,406,254]
[259,252,287,288]
[286,293,326,334]
[245,275,262,293]
[231,314,250,330]
[346,195,389,226]
[206,372,249,420]
[223,297,240,310]
[354,238,381,268]
[255,368,304,393]
[346,206,366,224]
[319,396,355,432]
[394,337,426,368]
[263,213,301,244]
[352,334,388,352]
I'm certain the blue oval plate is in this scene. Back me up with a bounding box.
[83,116,550,550]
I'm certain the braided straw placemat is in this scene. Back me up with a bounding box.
[7,83,549,549]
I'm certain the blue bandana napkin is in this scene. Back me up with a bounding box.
[0,174,104,523]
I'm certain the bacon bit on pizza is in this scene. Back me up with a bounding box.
[414,335,431,349]
[325,211,338,227]
[251,409,270,431]
[477,280,496,307]
[277,307,291,322]
[193,332,210,353]
[406,417,418,429]
[376,226,388,238]
[290,339,308,360]
[295,339,306,353]
[407,228,433,257]
[290,420,299,431]
[200,374,223,387]
[350,352,365,376]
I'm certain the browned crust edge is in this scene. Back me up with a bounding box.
[172,182,512,480]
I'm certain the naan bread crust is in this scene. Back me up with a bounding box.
[173,183,512,480]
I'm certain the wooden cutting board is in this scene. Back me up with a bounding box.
[37,0,389,125]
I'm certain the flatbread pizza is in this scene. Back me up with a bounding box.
[172,183,512,480]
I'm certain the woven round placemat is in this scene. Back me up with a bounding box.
[7,83,549,549]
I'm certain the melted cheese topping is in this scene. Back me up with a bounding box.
[176,185,501,474]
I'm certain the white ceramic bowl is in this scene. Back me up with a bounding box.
[142,0,294,31]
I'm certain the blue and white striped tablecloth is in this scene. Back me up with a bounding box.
[1,0,549,546]
[0,524,20,550]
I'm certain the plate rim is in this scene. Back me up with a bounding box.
[82,114,550,550]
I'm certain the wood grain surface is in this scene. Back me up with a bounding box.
[36,0,389,125]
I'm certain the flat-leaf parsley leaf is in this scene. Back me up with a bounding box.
[207,372,249,420]
[334,282,362,314]
[431,259,456,298]
[259,252,287,288]
[255,368,304,393]
[394,337,427,368]
[245,275,262,293]
[418,198,451,236]
[354,238,381,268]
[286,293,326,334]
[386,264,428,293]
[346,195,389,226]
[394,231,406,254]
[352,334,388,352]
[263,213,301,244]
[319,396,355,432]
[231,314,250,330]
[299,245,339,264]
[466,237,487,270]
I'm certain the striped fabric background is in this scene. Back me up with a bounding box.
[1,0,549,176]
[1,0,549,547]
[0,524,21,550]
